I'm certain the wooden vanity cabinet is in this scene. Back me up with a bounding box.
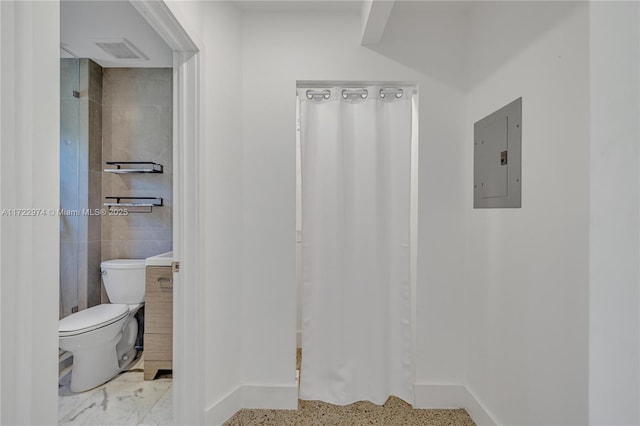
[144,266,173,380]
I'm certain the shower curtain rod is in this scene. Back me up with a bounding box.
[304,87,404,100]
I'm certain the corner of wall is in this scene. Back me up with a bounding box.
[588,2,640,424]
[413,383,497,426]
[204,386,244,426]
[205,381,299,426]
[462,385,499,426]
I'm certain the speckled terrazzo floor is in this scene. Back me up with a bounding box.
[225,349,475,426]
[224,396,475,425]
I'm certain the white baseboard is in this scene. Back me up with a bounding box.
[414,383,497,426]
[205,386,244,426]
[414,383,469,408]
[243,383,299,409]
[205,381,299,425]
[207,381,493,425]
[463,385,498,426]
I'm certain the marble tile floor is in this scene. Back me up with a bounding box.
[58,355,173,425]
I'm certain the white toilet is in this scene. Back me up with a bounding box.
[59,259,146,393]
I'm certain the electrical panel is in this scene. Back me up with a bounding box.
[474,98,522,208]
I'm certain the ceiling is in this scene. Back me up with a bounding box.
[60,1,172,68]
[61,1,364,67]
[234,0,362,13]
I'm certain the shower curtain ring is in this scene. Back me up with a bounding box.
[341,89,368,100]
[379,88,404,99]
[306,89,331,100]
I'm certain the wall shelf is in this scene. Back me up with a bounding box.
[104,161,163,174]
[104,197,163,213]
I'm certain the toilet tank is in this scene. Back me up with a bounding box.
[101,259,146,304]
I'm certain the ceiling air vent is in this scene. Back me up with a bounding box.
[94,38,148,60]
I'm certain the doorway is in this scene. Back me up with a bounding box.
[57,1,201,424]
[295,82,419,406]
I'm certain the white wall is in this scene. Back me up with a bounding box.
[159,3,640,425]
[464,3,590,425]
[164,1,246,422]
[0,1,60,424]
[240,9,468,390]
[200,0,245,414]
[589,2,640,424]
[160,4,470,419]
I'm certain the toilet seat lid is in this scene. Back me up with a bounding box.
[59,304,129,337]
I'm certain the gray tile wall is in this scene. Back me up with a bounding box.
[101,69,173,282]
[61,66,171,310]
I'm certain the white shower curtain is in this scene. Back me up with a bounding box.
[298,86,414,406]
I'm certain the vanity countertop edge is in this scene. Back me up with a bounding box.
[145,251,173,267]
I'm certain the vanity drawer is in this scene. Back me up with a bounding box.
[146,267,174,298]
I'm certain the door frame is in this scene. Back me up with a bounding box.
[129,2,201,424]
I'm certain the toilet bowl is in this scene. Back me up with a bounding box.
[59,259,146,393]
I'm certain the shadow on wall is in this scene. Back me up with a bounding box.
[365,1,584,91]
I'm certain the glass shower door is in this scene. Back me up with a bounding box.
[59,49,80,319]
